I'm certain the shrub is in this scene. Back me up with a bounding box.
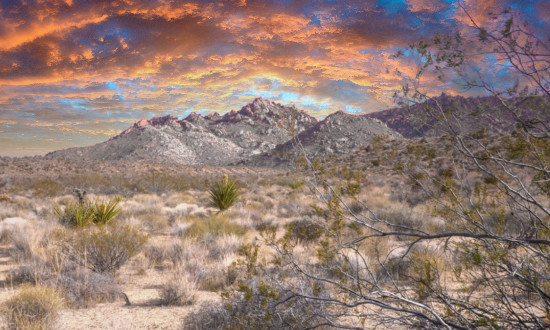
[286,219,324,243]
[59,225,148,274]
[209,174,239,211]
[182,302,230,330]
[9,258,123,308]
[182,278,328,329]
[158,274,197,306]
[184,215,247,239]
[2,284,62,330]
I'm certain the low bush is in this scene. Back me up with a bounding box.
[182,277,328,329]
[2,284,62,330]
[286,219,324,243]
[158,274,197,306]
[10,256,123,308]
[182,302,230,330]
[184,215,247,239]
[58,225,148,274]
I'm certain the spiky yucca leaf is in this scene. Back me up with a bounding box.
[92,196,122,225]
[55,202,95,227]
[209,174,239,211]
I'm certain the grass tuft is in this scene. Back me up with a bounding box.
[184,215,247,239]
[2,284,62,330]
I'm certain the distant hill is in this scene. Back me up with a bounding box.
[46,98,318,165]
[244,110,401,167]
[365,93,550,138]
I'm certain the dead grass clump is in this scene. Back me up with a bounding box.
[57,269,122,307]
[31,179,66,197]
[144,243,168,267]
[9,256,123,308]
[2,219,49,262]
[206,234,242,260]
[158,274,197,306]
[182,302,230,330]
[2,284,62,330]
[184,215,247,239]
[0,194,13,203]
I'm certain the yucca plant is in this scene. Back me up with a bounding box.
[55,196,122,227]
[55,201,95,227]
[92,196,122,225]
[209,174,239,212]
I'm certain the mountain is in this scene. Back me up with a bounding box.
[244,110,401,167]
[365,93,550,138]
[46,98,318,165]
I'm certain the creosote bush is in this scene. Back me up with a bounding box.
[2,284,62,330]
[56,224,148,274]
[286,218,324,243]
[209,174,239,211]
[9,256,123,308]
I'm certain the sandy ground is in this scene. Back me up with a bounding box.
[0,241,220,330]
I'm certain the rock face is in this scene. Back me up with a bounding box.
[46,98,319,165]
[245,110,401,167]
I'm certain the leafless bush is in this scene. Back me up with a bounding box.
[9,257,123,308]
[182,302,230,330]
[158,274,197,306]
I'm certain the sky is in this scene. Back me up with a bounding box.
[0,0,549,156]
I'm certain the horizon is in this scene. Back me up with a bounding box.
[1,0,548,156]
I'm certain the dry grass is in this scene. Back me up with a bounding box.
[0,155,459,328]
[2,284,62,330]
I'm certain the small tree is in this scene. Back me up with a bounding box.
[248,3,550,329]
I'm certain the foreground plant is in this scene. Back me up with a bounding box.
[2,284,62,330]
[57,224,148,274]
[209,174,239,212]
[233,6,550,329]
[55,196,122,227]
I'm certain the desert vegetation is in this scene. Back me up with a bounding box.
[0,5,549,330]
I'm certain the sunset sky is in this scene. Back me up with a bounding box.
[1,0,549,156]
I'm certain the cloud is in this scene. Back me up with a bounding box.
[0,0,547,155]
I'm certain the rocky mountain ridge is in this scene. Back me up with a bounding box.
[46,98,399,166]
[365,93,550,138]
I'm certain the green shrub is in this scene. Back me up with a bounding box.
[184,215,247,239]
[59,225,148,274]
[286,219,324,243]
[55,196,121,227]
[209,174,239,211]
[183,278,328,329]
[289,179,306,189]
[2,284,62,330]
